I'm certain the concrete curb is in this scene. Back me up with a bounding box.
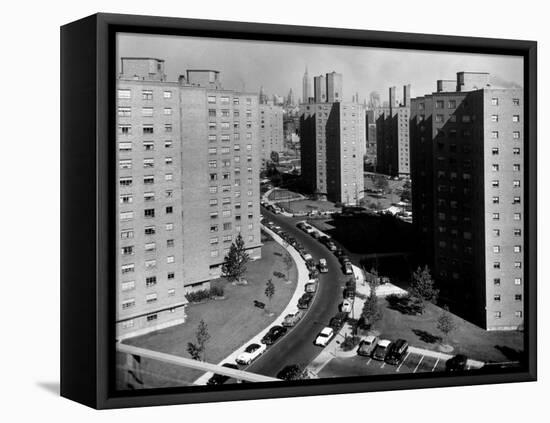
[193,224,311,385]
[408,346,484,368]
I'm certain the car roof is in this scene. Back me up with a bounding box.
[364,335,377,342]
[377,339,391,347]
[320,327,333,335]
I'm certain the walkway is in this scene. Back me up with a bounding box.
[193,224,310,385]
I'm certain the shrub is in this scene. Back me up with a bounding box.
[185,289,211,303]
[209,284,225,298]
[273,271,286,279]
[340,334,361,351]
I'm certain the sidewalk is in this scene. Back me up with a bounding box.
[193,225,310,385]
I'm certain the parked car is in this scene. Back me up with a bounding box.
[309,268,320,279]
[207,363,239,385]
[445,354,468,372]
[297,292,314,309]
[343,287,355,299]
[296,222,306,230]
[333,248,344,257]
[235,343,267,365]
[326,241,337,252]
[282,310,304,327]
[339,255,350,265]
[261,325,288,345]
[329,312,348,330]
[314,327,335,346]
[345,279,356,290]
[319,235,331,245]
[304,226,315,234]
[343,261,353,275]
[385,339,409,365]
[305,281,319,293]
[311,231,321,240]
[303,253,313,262]
[372,339,393,361]
[341,299,353,314]
[357,335,380,357]
[318,258,328,273]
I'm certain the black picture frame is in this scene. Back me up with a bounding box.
[60,12,537,409]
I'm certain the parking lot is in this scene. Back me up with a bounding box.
[315,350,458,378]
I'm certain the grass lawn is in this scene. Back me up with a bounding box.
[267,189,303,202]
[374,297,524,363]
[118,236,298,389]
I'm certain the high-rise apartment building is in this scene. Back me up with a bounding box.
[365,109,377,169]
[411,72,524,331]
[259,103,284,168]
[300,71,365,204]
[116,58,262,339]
[373,85,411,177]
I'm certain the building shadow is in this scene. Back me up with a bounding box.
[36,381,60,396]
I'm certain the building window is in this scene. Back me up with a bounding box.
[492,180,499,188]
[165,173,173,181]
[146,314,158,322]
[143,124,154,134]
[491,98,499,106]
[144,226,156,235]
[514,262,522,268]
[164,107,172,115]
[143,141,154,151]
[121,264,135,274]
[462,115,471,123]
[121,230,134,239]
[168,288,176,297]
[165,223,174,231]
[514,229,522,236]
[121,281,135,293]
[491,115,499,122]
[144,176,154,185]
[143,158,154,168]
[492,147,499,155]
[144,208,155,218]
[513,148,521,155]
[513,196,521,204]
[119,142,132,152]
[163,90,172,98]
[121,299,135,310]
[165,124,173,133]
[493,278,501,286]
[166,256,175,264]
[146,276,157,287]
[435,100,444,109]
[120,194,133,204]
[494,311,501,319]
[515,278,522,285]
[512,115,520,122]
[513,131,520,139]
[168,272,175,280]
[492,196,499,204]
[120,211,134,221]
[166,206,173,214]
[493,229,500,237]
[118,106,131,117]
[493,262,501,269]
[121,246,134,256]
[207,95,216,104]
[514,245,522,253]
[118,89,131,99]
[491,131,499,139]
[210,237,219,245]
[513,180,521,188]
[119,125,131,135]
[493,246,501,253]
[210,250,219,258]
[142,107,154,117]
[492,164,499,171]
[494,295,501,302]
[515,294,522,301]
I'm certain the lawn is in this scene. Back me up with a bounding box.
[280,199,340,214]
[117,235,298,389]
[267,188,303,202]
[374,297,524,363]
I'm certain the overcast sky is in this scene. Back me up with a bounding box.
[117,33,523,103]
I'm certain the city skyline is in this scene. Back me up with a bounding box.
[118,33,523,103]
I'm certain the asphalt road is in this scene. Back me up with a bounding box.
[245,207,349,378]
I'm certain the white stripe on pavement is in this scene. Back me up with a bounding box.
[432,357,440,372]
[413,355,425,373]
[396,351,411,372]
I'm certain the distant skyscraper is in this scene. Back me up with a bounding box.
[259,104,284,168]
[287,88,295,106]
[326,71,343,102]
[314,75,327,102]
[302,66,312,104]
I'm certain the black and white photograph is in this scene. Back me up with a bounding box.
[114,32,529,390]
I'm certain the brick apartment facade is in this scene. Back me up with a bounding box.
[116,58,262,339]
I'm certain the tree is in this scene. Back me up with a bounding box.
[186,319,211,361]
[410,265,439,313]
[373,174,389,192]
[270,151,280,164]
[437,306,457,345]
[265,279,275,308]
[221,233,250,284]
[361,291,382,330]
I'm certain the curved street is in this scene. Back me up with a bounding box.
[245,207,349,378]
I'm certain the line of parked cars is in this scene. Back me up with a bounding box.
[357,335,410,365]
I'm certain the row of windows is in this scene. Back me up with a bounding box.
[118,124,173,135]
[119,157,173,169]
[118,106,173,117]
[120,224,174,239]
[119,140,173,152]
[418,97,520,111]
[119,175,174,187]
[118,89,173,100]
[210,223,253,232]
[207,95,252,105]
[491,245,523,253]
[119,206,175,221]
[492,294,523,302]
[120,190,174,204]
[121,273,176,292]
[210,211,255,220]
[121,239,176,255]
